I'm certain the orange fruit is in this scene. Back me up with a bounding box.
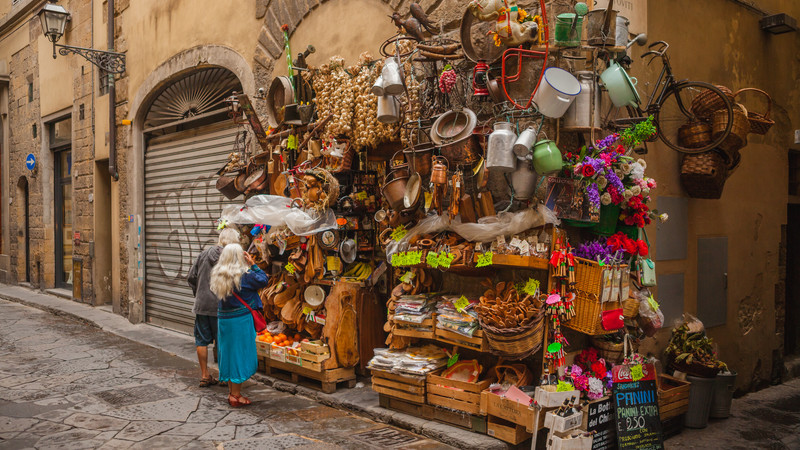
[265,336,273,343]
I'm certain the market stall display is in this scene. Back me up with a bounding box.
[207,0,768,445]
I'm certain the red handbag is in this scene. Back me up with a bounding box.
[233,292,267,333]
[601,309,624,331]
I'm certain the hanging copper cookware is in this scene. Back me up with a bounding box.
[216,175,241,200]
[431,156,449,185]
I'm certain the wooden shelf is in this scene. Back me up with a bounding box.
[471,253,550,270]
[530,44,627,53]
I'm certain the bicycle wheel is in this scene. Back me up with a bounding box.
[654,81,734,154]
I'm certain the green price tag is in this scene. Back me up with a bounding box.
[391,252,402,266]
[447,353,459,368]
[454,295,470,313]
[285,262,296,274]
[400,271,415,284]
[407,251,422,265]
[355,191,368,201]
[556,380,574,392]
[426,251,440,268]
[476,252,493,268]
[302,306,312,315]
[287,134,298,150]
[631,364,644,381]
[547,342,562,354]
[438,252,455,268]
[390,225,408,241]
[523,278,540,296]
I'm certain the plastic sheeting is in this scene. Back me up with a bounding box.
[219,195,337,236]
[386,204,560,259]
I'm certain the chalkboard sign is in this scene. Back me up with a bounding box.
[612,364,663,450]
[586,397,616,450]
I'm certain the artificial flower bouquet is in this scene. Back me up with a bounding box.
[563,348,613,400]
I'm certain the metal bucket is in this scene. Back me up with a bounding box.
[381,172,409,210]
[585,8,618,46]
[381,57,404,95]
[510,159,538,200]
[403,143,435,176]
[710,371,737,419]
[563,71,601,132]
[685,375,715,428]
[615,15,630,47]
[554,13,583,47]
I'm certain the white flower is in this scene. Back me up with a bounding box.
[642,187,650,196]
[601,193,612,205]
[631,186,642,196]
[597,176,608,189]
[659,213,669,223]
[637,158,647,169]
[630,162,645,181]
[588,377,604,395]
[623,190,634,200]
[620,162,632,174]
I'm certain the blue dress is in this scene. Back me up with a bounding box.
[217,265,268,384]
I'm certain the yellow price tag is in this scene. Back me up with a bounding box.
[285,262,296,274]
[326,256,342,272]
[302,306,312,315]
[400,271,414,284]
[355,191,368,201]
[476,252,493,268]
[407,251,422,265]
[390,225,408,241]
[438,252,455,268]
[523,278,540,295]
[454,295,470,313]
[631,364,644,382]
[287,134,298,150]
[556,380,574,392]
[426,251,440,268]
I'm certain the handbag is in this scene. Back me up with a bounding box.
[601,309,624,331]
[637,228,657,287]
[233,292,267,333]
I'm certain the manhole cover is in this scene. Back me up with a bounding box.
[94,385,177,406]
[223,433,330,450]
[350,427,422,448]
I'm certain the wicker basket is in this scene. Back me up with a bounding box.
[479,315,544,360]
[691,85,734,118]
[680,150,729,199]
[734,88,774,135]
[678,121,712,149]
[563,291,622,336]
[590,337,624,364]
[623,296,640,318]
[712,103,750,159]
[668,352,720,378]
[574,257,628,298]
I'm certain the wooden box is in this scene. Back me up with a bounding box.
[300,351,330,363]
[379,394,488,433]
[544,410,583,433]
[475,253,549,270]
[534,386,581,408]
[658,374,691,420]
[301,340,330,354]
[301,359,323,371]
[269,345,286,363]
[371,370,427,404]
[285,353,303,366]
[487,416,532,445]
[434,327,490,352]
[546,430,593,450]
[480,390,546,432]
[256,340,270,358]
[426,372,494,415]
[393,317,436,340]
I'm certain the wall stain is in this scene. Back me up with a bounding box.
[754,213,763,242]
[738,272,764,335]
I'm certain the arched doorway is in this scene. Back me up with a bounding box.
[142,67,242,333]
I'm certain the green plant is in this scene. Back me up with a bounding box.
[620,116,657,149]
[665,324,727,370]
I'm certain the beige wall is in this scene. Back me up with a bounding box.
[36,34,72,116]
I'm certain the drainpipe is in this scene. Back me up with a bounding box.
[108,0,119,180]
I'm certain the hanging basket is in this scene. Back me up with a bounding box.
[712,103,750,160]
[690,85,734,119]
[590,337,625,364]
[734,88,774,135]
[563,291,622,336]
[680,150,729,199]
[678,121,713,149]
[574,256,628,298]
[478,315,544,360]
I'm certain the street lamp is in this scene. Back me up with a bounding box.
[37,2,126,74]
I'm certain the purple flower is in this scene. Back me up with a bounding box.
[606,169,625,193]
[595,134,620,151]
[586,183,600,209]
[574,239,614,264]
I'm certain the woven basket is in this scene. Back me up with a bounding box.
[691,85,734,118]
[668,352,721,378]
[678,121,712,149]
[574,257,628,298]
[590,337,625,364]
[680,150,729,199]
[712,103,750,158]
[623,296,640,318]
[734,88,774,135]
[479,315,544,360]
[563,291,622,336]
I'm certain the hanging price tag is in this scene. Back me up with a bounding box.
[355,191,368,201]
[454,295,470,313]
[407,251,422,265]
[424,192,432,210]
[285,262,296,274]
[523,278,540,296]
[400,271,415,284]
[476,252,493,268]
[287,134,298,150]
[426,251,440,268]
[556,380,575,392]
[438,252,456,268]
[390,225,408,241]
[302,306,313,315]
[631,364,644,382]
[447,352,459,368]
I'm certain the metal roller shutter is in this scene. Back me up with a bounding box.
[144,123,239,333]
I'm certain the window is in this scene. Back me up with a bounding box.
[99,69,110,96]
[28,82,33,102]
[32,124,36,138]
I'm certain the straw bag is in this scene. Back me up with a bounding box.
[734,88,774,135]
[690,85,735,118]
[680,150,729,199]
[712,103,750,159]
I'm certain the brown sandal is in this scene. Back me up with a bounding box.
[199,377,218,388]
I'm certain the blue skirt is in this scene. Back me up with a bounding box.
[217,306,257,384]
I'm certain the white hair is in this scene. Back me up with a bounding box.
[217,227,240,247]
[209,243,249,299]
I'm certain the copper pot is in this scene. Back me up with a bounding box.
[403,143,435,176]
[431,156,449,185]
[234,172,249,193]
[216,175,241,200]
[381,171,409,210]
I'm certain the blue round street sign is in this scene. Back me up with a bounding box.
[25,153,36,171]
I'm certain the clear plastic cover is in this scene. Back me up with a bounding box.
[219,195,337,236]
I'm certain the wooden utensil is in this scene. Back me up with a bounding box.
[335,293,359,368]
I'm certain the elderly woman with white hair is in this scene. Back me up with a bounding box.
[188,227,241,388]
[209,242,269,407]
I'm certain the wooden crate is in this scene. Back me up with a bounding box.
[393,317,436,340]
[480,391,546,432]
[658,374,691,420]
[300,340,330,354]
[264,358,356,394]
[487,416,532,445]
[534,386,581,408]
[379,394,488,434]
[256,340,270,358]
[371,370,427,404]
[426,372,494,415]
[269,345,286,363]
[434,327,490,353]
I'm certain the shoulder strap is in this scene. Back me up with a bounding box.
[639,227,651,247]
[232,292,256,314]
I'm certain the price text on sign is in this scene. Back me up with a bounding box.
[438,252,455,268]
[587,397,616,450]
[285,263,296,275]
[611,364,663,450]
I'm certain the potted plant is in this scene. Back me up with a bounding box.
[665,324,727,378]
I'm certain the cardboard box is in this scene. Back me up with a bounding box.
[546,430,593,450]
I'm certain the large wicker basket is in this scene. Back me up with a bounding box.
[623,296,640,318]
[678,121,712,149]
[691,85,734,118]
[712,103,750,158]
[563,291,622,336]
[479,315,544,360]
[590,337,625,364]
[680,150,729,199]
[734,88,774,135]
[574,256,628,299]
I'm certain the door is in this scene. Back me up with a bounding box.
[786,205,800,355]
[144,123,239,333]
[54,148,72,289]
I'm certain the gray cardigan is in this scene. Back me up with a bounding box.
[187,245,223,317]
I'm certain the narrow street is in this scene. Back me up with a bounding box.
[0,299,450,450]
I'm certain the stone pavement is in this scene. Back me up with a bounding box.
[0,298,453,450]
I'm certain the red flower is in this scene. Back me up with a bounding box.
[614,144,625,154]
[281,24,289,32]
[637,240,649,256]
[581,164,596,177]
[591,361,607,379]
[623,239,637,255]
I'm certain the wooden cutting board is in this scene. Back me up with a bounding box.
[335,293,359,368]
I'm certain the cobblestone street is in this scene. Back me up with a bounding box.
[0,299,450,450]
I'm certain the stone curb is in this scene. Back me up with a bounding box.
[0,285,509,450]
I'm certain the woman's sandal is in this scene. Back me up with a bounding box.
[199,377,218,388]
[227,394,251,407]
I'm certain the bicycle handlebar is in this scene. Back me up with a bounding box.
[641,41,669,59]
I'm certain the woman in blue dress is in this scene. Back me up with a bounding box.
[209,243,269,407]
